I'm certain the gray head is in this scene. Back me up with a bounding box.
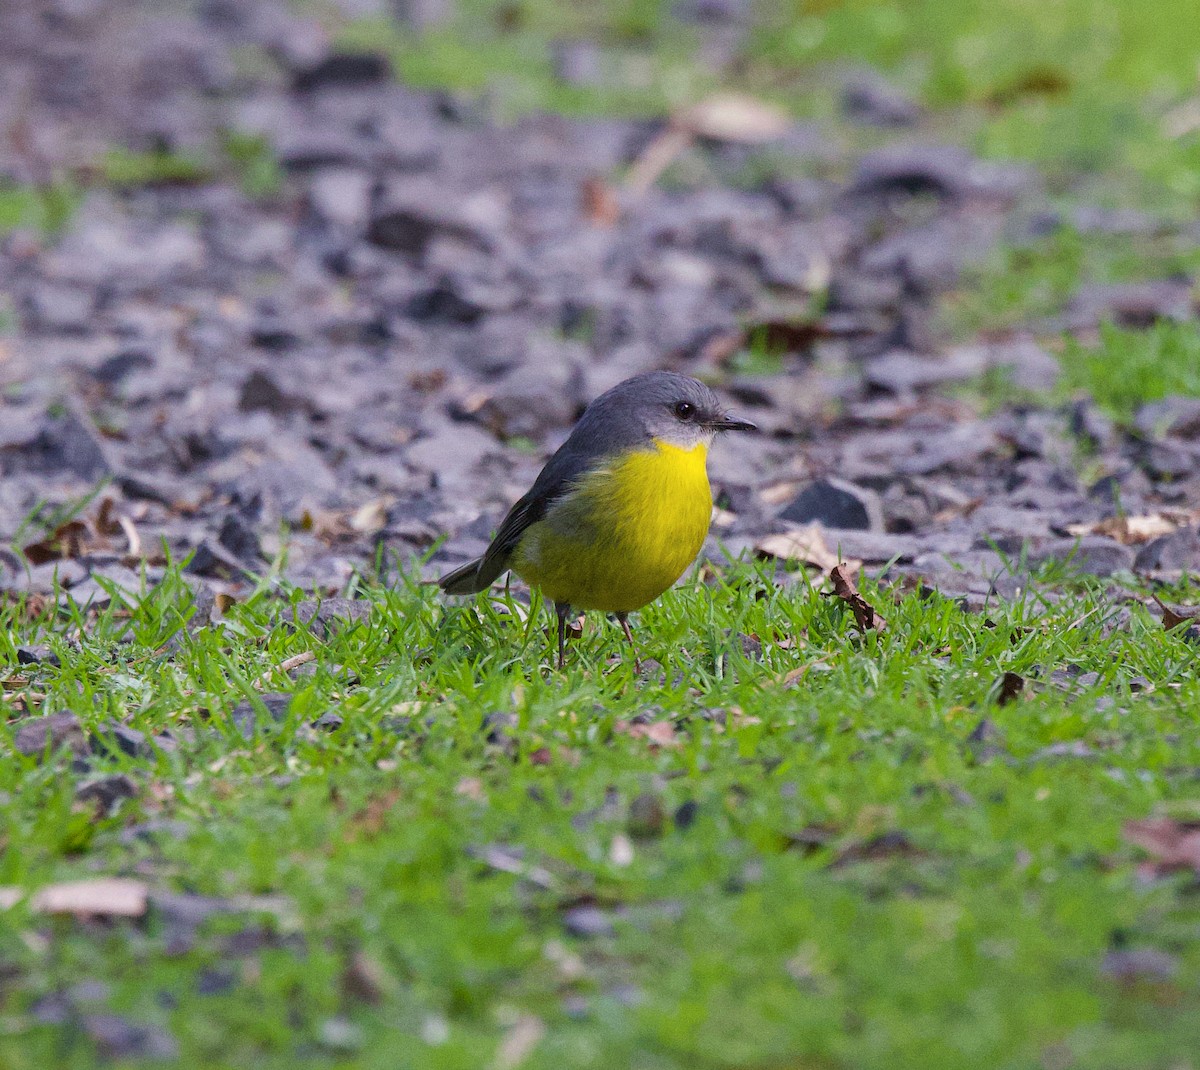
[572,371,756,454]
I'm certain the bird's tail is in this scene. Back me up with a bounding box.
[438,555,507,595]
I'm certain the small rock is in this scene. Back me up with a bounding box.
[392,0,454,30]
[841,69,921,127]
[627,792,667,838]
[319,1016,364,1053]
[1028,536,1134,577]
[966,717,1006,762]
[92,723,154,759]
[552,40,604,87]
[307,167,374,229]
[849,145,1035,204]
[1064,282,1194,331]
[674,800,699,830]
[562,905,616,939]
[2,410,111,480]
[779,478,883,531]
[1134,526,1200,572]
[93,349,154,385]
[1102,947,1181,983]
[16,644,60,667]
[1135,396,1200,441]
[367,188,498,260]
[292,598,372,637]
[292,51,392,93]
[75,774,138,815]
[82,1014,178,1061]
[238,370,304,415]
[23,282,95,334]
[229,693,293,739]
[217,513,263,563]
[13,713,86,759]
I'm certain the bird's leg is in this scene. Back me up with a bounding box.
[554,601,571,670]
[615,612,642,674]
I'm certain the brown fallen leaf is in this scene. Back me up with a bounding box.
[581,176,621,227]
[755,525,844,573]
[778,659,831,688]
[347,788,403,841]
[1152,596,1200,631]
[21,519,92,565]
[1065,513,1184,545]
[30,877,149,918]
[829,563,886,632]
[1124,816,1200,877]
[614,719,678,749]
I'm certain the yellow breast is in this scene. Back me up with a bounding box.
[511,439,713,613]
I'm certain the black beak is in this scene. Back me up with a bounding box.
[711,414,757,432]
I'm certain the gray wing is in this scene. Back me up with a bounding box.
[437,438,600,594]
[438,385,651,594]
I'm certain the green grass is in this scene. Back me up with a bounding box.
[4,561,1200,1067]
[99,147,212,188]
[1060,321,1200,421]
[944,224,1200,338]
[335,9,712,119]
[0,180,81,236]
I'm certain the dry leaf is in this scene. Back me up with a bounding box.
[1124,816,1200,876]
[349,498,389,534]
[581,176,620,227]
[455,777,486,802]
[829,563,886,632]
[778,661,825,688]
[493,1015,545,1070]
[21,520,92,565]
[755,525,843,572]
[1065,513,1182,545]
[615,719,678,748]
[678,92,790,144]
[1152,596,1200,631]
[348,789,403,840]
[30,877,148,918]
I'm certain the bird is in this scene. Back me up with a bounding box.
[438,371,756,669]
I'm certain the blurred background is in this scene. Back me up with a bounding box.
[2,0,1200,594]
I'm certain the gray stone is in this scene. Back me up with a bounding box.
[778,478,883,531]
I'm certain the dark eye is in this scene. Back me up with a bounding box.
[673,401,696,421]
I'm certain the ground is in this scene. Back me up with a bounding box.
[2,0,1200,1067]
